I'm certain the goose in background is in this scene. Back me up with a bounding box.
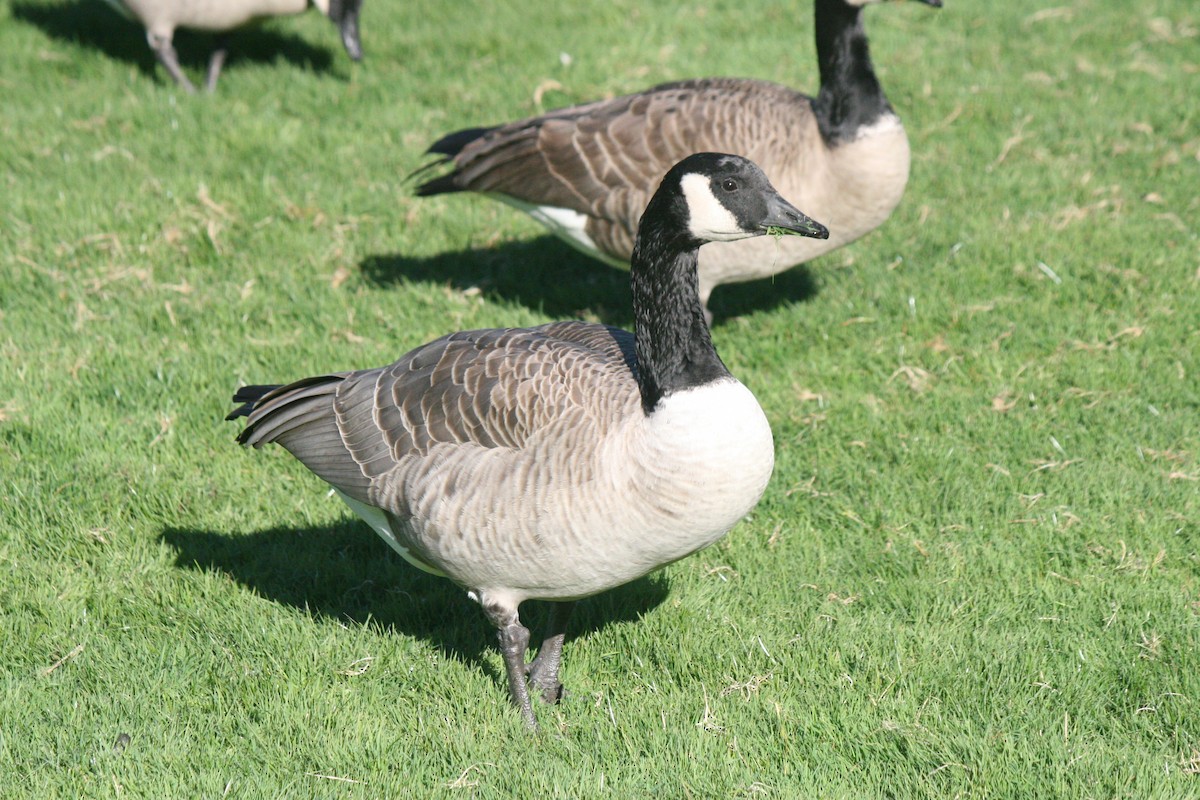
[227,153,829,727]
[416,0,940,322]
[98,0,363,92]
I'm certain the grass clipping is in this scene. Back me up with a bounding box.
[766,225,799,239]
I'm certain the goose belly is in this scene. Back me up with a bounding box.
[350,380,773,603]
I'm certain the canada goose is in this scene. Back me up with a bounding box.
[415,0,940,322]
[98,0,363,92]
[227,153,829,727]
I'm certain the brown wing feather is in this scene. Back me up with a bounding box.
[422,78,817,261]
[232,323,639,503]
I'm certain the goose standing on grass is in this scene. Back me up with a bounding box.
[227,153,829,728]
[97,0,363,93]
[415,0,940,322]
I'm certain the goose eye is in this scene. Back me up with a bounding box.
[721,178,738,192]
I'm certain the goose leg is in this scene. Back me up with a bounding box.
[526,601,574,704]
[147,31,196,93]
[204,37,230,92]
[482,600,537,728]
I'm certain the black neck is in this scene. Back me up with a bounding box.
[812,0,894,145]
[630,223,731,415]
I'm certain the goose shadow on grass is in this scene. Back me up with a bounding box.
[359,236,821,327]
[12,0,337,85]
[160,522,670,686]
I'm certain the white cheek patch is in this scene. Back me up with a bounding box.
[680,173,750,242]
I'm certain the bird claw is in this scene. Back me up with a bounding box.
[525,656,565,704]
[534,681,565,705]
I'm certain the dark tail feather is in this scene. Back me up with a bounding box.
[414,172,464,197]
[426,126,496,157]
[409,125,499,197]
[226,385,281,421]
[407,155,462,196]
[226,375,343,432]
[227,373,371,498]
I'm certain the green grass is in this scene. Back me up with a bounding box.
[2,0,1198,796]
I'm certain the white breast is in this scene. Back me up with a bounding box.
[638,379,775,540]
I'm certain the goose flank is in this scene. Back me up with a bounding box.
[228,153,829,728]
[415,0,941,322]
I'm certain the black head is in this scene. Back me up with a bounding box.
[643,153,829,248]
[326,0,364,61]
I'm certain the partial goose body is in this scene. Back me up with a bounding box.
[229,153,830,727]
[416,0,940,319]
[100,0,363,92]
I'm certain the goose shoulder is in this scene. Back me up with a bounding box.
[240,323,641,492]
[367,323,641,455]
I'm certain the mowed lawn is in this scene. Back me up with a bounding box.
[1,0,1197,796]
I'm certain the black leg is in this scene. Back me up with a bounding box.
[481,599,537,728]
[147,32,196,93]
[526,601,575,704]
